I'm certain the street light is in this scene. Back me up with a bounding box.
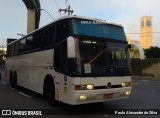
[17,33,25,37]
[39,8,55,21]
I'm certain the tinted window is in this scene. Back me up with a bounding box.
[14,41,20,55]
[7,45,11,57]
[72,19,127,41]
[32,31,43,50]
[42,25,55,49]
[26,36,33,51]
[19,38,26,53]
[55,20,70,44]
[54,40,67,73]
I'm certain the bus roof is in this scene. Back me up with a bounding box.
[7,15,122,45]
[33,15,123,35]
[47,15,122,28]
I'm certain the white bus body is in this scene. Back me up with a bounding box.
[6,16,132,105]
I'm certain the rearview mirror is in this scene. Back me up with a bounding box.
[67,36,76,58]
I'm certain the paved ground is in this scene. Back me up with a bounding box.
[0,68,160,118]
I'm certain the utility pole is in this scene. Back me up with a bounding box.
[59,5,73,15]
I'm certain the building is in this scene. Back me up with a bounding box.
[0,46,7,67]
[126,37,145,59]
[127,37,131,44]
[140,16,153,49]
[130,40,140,46]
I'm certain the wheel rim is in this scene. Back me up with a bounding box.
[48,82,54,99]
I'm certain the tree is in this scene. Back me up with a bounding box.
[144,46,160,58]
[0,48,6,67]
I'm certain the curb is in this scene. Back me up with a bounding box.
[132,76,160,80]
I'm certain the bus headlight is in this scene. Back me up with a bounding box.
[75,85,94,90]
[87,84,94,90]
[122,82,132,87]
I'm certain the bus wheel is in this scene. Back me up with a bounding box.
[13,73,18,89]
[45,79,59,106]
[9,72,14,88]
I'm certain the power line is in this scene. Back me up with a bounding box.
[39,0,63,25]
[40,10,60,25]
[55,0,59,9]
[39,9,55,20]
[126,32,160,34]
[65,0,70,8]
[54,0,61,16]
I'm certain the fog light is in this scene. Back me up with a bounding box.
[80,95,87,100]
[126,91,131,95]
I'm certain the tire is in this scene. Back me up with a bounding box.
[45,80,59,106]
[13,73,18,89]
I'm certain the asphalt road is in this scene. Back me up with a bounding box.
[0,68,160,118]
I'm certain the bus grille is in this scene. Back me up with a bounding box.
[94,85,122,90]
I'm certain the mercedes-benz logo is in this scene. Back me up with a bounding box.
[107,82,112,88]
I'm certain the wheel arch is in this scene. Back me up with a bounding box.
[13,71,17,76]
[43,74,55,96]
[9,71,13,82]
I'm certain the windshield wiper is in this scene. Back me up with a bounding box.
[88,48,107,64]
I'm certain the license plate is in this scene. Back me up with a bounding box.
[114,92,120,97]
[103,93,114,99]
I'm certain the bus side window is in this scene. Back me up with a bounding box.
[32,31,43,50]
[19,38,26,53]
[14,41,20,55]
[7,45,11,57]
[11,43,15,56]
[43,26,55,49]
[55,20,70,44]
[54,41,67,73]
[26,36,33,52]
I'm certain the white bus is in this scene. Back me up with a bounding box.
[6,16,132,106]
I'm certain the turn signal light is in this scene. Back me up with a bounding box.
[75,85,81,90]
[122,82,132,87]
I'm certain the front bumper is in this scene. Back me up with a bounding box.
[68,87,132,105]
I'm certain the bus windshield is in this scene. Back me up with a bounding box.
[72,39,131,76]
[72,19,127,41]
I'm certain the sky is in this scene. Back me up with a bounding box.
[0,0,160,47]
